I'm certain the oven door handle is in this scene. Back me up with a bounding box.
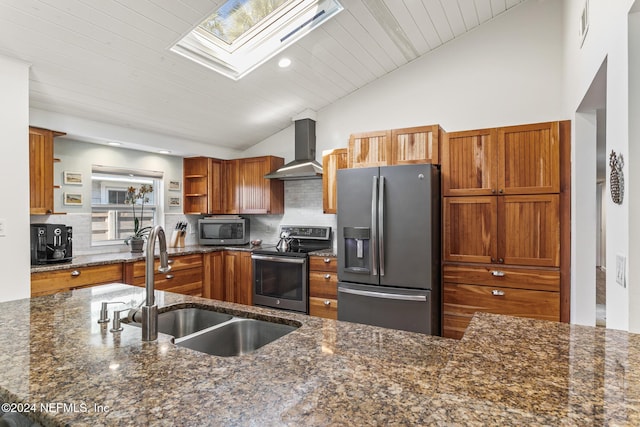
[251,254,306,264]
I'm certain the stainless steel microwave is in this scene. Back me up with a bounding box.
[198,217,249,245]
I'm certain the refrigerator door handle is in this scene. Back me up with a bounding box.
[371,176,378,276]
[378,175,385,277]
[338,286,427,302]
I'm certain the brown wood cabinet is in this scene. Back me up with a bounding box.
[442,265,560,339]
[309,256,338,319]
[238,156,284,214]
[218,250,253,305]
[222,159,240,214]
[183,157,212,214]
[204,251,224,300]
[441,121,569,339]
[391,125,443,165]
[183,156,283,215]
[442,122,559,197]
[125,254,204,297]
[443,194,560,267]
[29,126,64,215]
[348,125,443,168]
[31,263,123,297]
[322,148,348,214]
[348,130,392,168]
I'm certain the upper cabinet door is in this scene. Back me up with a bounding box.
[498,195,560,267]
[29,127,56,215]
[442,128,498,196]
[322,148,348,214]
[348,130,392,168]
[390,125,441,165]
[443,196,498,264]
[238,156,284,214]
[498,122,560,195]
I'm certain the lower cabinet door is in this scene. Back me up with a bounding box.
[443,282,560,339]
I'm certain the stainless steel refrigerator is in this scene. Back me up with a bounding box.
[337,164,440,335]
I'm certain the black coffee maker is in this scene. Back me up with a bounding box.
[30,224,73,265]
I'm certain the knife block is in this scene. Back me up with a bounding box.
[170,230,185,248]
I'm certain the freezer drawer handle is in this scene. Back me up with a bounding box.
[491,270,505,277]
[339,287,427,302]
[251,254,306,264]
[491,289,505,296]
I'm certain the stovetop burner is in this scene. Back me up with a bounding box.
[252,225,332,257]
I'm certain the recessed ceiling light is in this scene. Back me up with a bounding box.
[159,150,171,154]
[278,57,292,68]
[108,142,122,146]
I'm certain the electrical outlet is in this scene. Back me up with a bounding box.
[0,218,5,237]
[616,254,626,287]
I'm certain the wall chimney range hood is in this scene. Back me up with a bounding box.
[264,118,322,180]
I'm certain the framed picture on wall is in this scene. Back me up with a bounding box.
[64,193,83,206]
[169,180,181,191]
[63,171,83,185]
[169,196,181,207]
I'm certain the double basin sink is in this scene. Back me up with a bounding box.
[129,306,299,357]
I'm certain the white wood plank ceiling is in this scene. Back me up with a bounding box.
[0,0,526,154]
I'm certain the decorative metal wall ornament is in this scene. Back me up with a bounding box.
[609,150,624,205]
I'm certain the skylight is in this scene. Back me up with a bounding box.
[171,0,343,80]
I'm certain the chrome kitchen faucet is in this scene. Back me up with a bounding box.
[141,225,171,341]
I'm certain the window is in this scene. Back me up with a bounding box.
[91,166,163,246]
[171,0,343,80]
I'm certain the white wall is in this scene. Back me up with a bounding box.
[242,0,566,162]
[0,55,30,301]
[562,0,635,330]
[31,139,185,255]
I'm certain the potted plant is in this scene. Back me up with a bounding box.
[124,184,153,253]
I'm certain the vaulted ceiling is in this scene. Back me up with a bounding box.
[0,0,526,154]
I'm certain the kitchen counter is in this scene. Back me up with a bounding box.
[30,244,257,273]
[31,245,337,274]
[1,285,639,426]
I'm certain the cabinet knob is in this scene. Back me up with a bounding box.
[498,258,504,264]
[491,189,496,194]
[165,274,174,279]
[498,189,504,194]
[71,270,81,277]
[491,290,505,296]
[324,274,331,280]
[491,270,505,277]
[323,300,331,306]
[323,258,331,263]
[491,257,496,263]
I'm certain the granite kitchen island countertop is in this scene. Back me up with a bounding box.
[1,285,640,426]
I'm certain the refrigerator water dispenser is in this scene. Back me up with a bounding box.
[343,227,371,274]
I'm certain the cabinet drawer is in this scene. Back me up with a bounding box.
[130,254,203,278]
[443,282,560,338]
[31,263,123,297]
[309,271,338,299]
[309,297,338,320]
[443,264,559,292]
[132,267,202,291]
[309,256,337,272]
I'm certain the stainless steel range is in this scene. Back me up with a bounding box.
[252,225,332,314]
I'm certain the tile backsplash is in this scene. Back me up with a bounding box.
[31,179,337,255]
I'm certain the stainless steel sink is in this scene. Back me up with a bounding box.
[175,318,297,357]
[128,305,298,357]
[130,308,233,338]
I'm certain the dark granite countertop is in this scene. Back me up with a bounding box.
[2,285,639,425]
[30,244,258,273]
[31,245,337,273]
